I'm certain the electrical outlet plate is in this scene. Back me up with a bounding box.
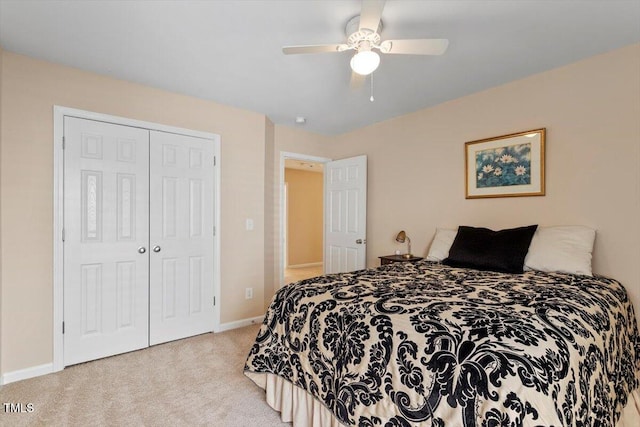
[245,288,253,299]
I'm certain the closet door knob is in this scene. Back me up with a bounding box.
[153,246,161,253]
[138,247,147,254]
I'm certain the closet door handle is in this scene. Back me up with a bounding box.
[153,246,162,253]
[138,246,147,254]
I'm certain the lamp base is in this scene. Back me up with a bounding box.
[403,253,412,259]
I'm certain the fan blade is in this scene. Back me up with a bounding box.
[380,39,449,55]
[359,0,386,32]
[282,44,348,55]
[350,71,365,89]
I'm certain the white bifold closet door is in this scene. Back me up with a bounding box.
[148,131,215,345]
[63,117,150,366]
[63,117,214,366]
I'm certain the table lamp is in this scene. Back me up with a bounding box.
[395,230,412,259]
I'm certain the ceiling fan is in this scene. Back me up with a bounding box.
[282,0,449,81]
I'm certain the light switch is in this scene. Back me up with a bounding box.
[246,218,254,231]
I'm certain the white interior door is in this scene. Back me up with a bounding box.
[149,131,215,345]
[63,117,150,366]
[324,155,367,274]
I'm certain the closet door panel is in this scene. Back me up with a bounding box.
[149,131,215,345]
[63,117,150,366]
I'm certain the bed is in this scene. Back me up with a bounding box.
[245,258,640,426]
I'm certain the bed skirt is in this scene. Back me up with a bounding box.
[619,384,640,427]
[245,371,343,426]
[245,371,640,427]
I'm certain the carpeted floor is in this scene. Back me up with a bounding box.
[0,324,288,426]
[284,265,323,285]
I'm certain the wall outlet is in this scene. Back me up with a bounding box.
[246,218,254,231]
[245,287,253,299]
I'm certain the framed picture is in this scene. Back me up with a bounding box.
[465,128,545,199]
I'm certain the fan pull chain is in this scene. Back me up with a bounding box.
[370,72,375,102]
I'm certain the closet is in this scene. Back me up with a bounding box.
[63,116,216,366]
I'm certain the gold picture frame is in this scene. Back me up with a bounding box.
[465,128,545,199]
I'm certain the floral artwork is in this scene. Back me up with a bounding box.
[465,129,545,198]
[475,143,531,188]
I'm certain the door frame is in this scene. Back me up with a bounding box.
[53,106,221,372]
[283,182,288,270]
[278,152,331,289]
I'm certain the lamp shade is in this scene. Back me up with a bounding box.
[395,230,407,243]
[350,50,380,75]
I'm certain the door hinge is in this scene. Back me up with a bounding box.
[213,296,216,306]
[62,228,65,242]
[62,321,65,334]
[62,136,65,150]
[213,226,216,237]
[213,156,217,166]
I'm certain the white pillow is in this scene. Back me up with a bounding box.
[524,226,596,276]
[426,228,458,261]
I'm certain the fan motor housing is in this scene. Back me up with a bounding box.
[345,15,382,50]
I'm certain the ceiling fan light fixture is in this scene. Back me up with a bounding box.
[350,50,380,75]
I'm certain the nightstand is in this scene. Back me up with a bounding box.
[379,255,424,265]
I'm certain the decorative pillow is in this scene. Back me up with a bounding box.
[426,228,458,261]
[524,226,596,276]
[443,225,538,273]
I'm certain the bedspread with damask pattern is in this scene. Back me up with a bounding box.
[245,261,640,426]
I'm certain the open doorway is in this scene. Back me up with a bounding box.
[280,152,331,287]
[284,159,324,284]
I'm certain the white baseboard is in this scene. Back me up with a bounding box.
[1,363,53,385]
[287,262,323,269]
[217,315,264,333]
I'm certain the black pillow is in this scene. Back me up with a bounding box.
[443,225,538,274]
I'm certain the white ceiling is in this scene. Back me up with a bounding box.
[1,1,638,135]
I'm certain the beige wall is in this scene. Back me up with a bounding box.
[263,118,276,309]
[329,44,640,320]
[285,169,323,266]
[0,52,269,374]
[0,44,4,373]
